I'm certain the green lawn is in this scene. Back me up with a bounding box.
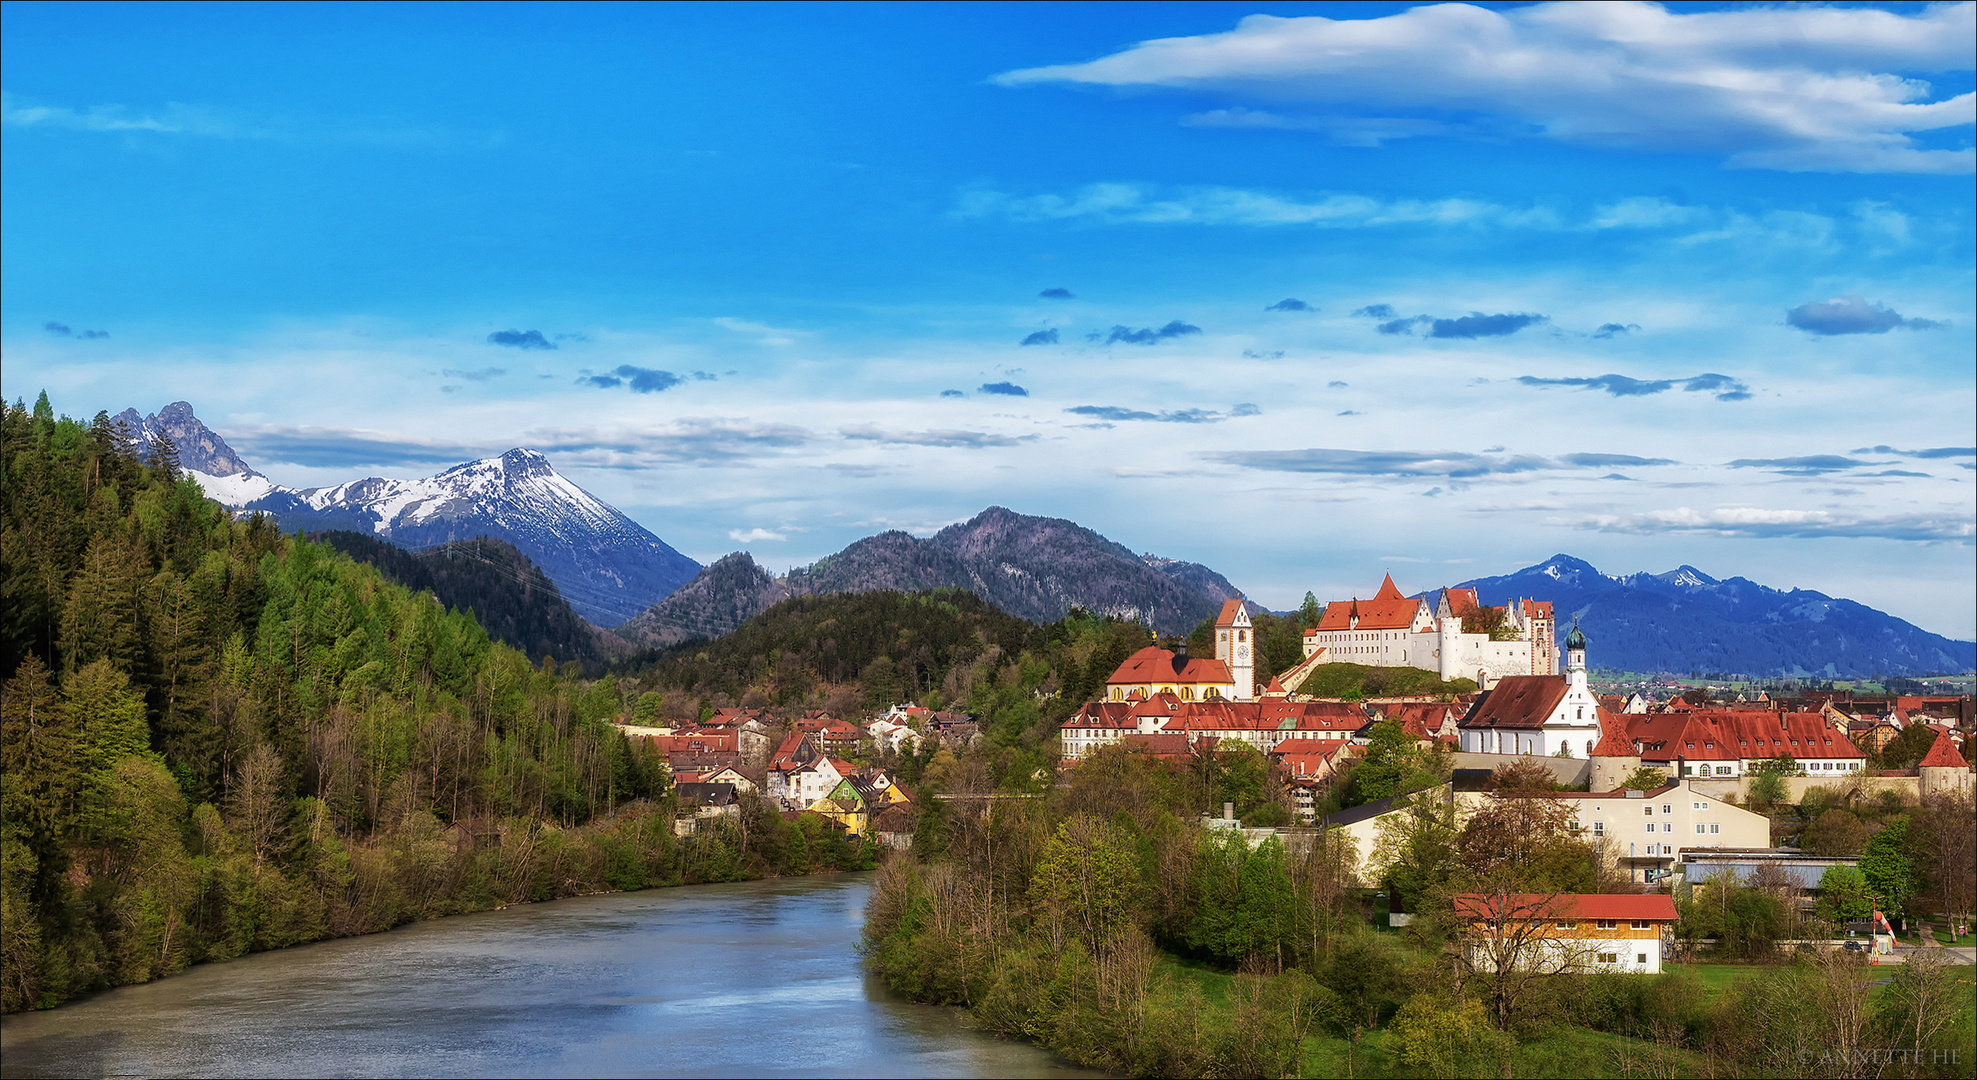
[1931,928,1975,947]
[1296,1023,1709,1079]
[1687,963,1768,994]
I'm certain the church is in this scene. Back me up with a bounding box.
[1300,574,1555,687]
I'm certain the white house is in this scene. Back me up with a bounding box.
[1457,623,1600,757]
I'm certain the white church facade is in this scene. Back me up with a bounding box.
[1300,575,1556,686]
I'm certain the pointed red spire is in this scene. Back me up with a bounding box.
[1374,573,1404,601]
[1918,727,1967,769]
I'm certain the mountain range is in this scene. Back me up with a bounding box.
[618,506,1243,647]
[1450,555,1975,678]
[124,402,1972,677]
[115,403,700,626]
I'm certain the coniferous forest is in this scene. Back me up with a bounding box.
[0,395,873,1012]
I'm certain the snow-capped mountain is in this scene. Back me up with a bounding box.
[118,403,701,627]
[1455,554,1974,677]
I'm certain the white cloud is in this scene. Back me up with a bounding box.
[1,92,245,137]
[995,1,1976,174]
[1575,506,1974,542]
[728,527,788,543]
[954,183,1547,228]
[712,317,802,346]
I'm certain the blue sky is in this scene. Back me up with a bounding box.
[6,1,1974,639]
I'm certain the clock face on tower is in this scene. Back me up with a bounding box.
[1236,645,1249,661]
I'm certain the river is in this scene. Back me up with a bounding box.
[0,873,1096,1078]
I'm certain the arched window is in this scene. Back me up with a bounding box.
[1238,630,1246,642]
[1179,687,1193,701]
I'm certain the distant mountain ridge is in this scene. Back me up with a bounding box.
[115,403,701,626]
[618,506,1244,648]
[1453,554,1975,678]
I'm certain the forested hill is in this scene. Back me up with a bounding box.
[312,531,620,673]
[0,395,865,1014]
[628,589,1158,745]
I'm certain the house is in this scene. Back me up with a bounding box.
[1058,692,1368,761]
[1613,710,1867,778]
[700,763,762,797]
[1466,784,1772,884]
[794,715,865,756]
[1103,644,1239,704]
[865,717,923,756]
[1455,893,1680,974]
[766,731,844,810]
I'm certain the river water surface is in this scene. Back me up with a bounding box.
[0,873,1094,1078]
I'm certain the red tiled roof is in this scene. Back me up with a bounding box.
[1313,574,1424,631]
[1462,676,1568,730]
[1441,587,1481,616]
[1527,600,1553,616]
[1617,710,1864,763]
[1454,893,1679,922]
[1107,646,1234,686]
[1214,599,1246,627]
[1591,711,1637,757]
[1918,728,1968,768]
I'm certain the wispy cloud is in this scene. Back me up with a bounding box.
[1067,403,1259,424]
[992,3,1976,174]
[1096,321,1201,345]
[488,329,555,350]
[576,365,684,393]
[979,381,1029,396]
[1205,448,1557,478]
[3,92,247,138]
[1591,323,1640,339]
[1727,455,1881,476]
[220,425,488,469]
[713,316,802,346]
[1853,445,1975,460]
[1516,372,1751,402]
[441,367,506,382]
[957,182,1538,228]
[43,321,108,339]
[1786,296,1945,335]
[728,527,787,543]
[1039,287,1074,299]
[1019,328,1060,346]
[531,419,814,466]
[1380,312,1548,338]
[841,425,1029,448]
[1265,298,1313,312]
[1579,507,1973,542]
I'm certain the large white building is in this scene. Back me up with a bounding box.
[1457,623,1600,756]
[1300,575,1555,687]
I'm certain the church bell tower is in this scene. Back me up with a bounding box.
[1214,600,1254,702]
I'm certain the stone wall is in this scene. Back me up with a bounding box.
[1686,773,1920,806]
[1447,752,1591,787]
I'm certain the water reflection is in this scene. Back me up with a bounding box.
[1,874,1099,1079]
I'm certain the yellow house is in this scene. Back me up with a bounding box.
[1104,645,1237,703]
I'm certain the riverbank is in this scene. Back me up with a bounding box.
[5,799,876,1014]
[3,874,1097,1078]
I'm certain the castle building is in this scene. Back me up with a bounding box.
[1299,574,1554,687]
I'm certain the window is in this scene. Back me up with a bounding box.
[1646,824,1655,835]
[1644,806,1654,816]
[1593,822,1605,837]
[1599,952,1619,964]
[1693,801,1706,810]
[1555,920,1576,930]
[1596,920,1618,930]
[1637,953,1648,965]
[1716,766,1732,776]
[1696,824,1707,834]
[1662,804,1672,814]
[1709,823,1720,834]
[1631,920,1652,930]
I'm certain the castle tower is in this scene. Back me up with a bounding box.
[1589,714,1642,792]
[1438,599,1461,681]
[1565,621,1588,693]
[1213,600,1254,701]
[1917,727,1974,798]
